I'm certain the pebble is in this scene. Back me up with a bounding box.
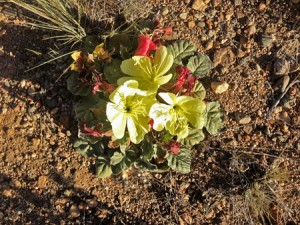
[191,0,208,11]
[279,75,290,93]
[243,125,253,134]
[213,47,235,67]
[32,138,40,147]
[205,40,214,50]
[278,111,291,124]
[211,81,229,94]
[188,20,196,29]
[20,80,26,88]
[69,204,80,218]
[66,130,72,137]
[179,12,188,20]
[235,113,252,124]
[259,3,266,11]
[161,7,169,15]
[274,58,290,76]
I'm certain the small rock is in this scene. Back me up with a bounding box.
[86,199,98,209]
[32,138,40,148]
[259,3,266,10]
[211,81,229,94]
[191,0,208,11]
[179,12,188,20]
[213,47,235,67]
[38,176,48,189]
[261,34,274,48]
[279,75,290,93]
[234,0,242,6]
[66,130,72,137]
[58,132,66,138]
[205,40,214,50]
[278,111,291,124]
[243,125,253,134]
[69,204,80,218]
[246,25,256,36]
[274,58,290,76]
[20,80,26,88]
[188,20,196,29]
[161,7,169,15]
[235,113,252,124]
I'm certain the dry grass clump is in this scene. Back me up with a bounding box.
[9,0,86,45]
[230,158,297,225]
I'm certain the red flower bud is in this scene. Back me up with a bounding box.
[135,34,157,57]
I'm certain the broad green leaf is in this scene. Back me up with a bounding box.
[204,102,224,135]
[73,139,94,157]
[168,40,197,65]
[192,81,206,100]
[141,142,154,160]
[184,129,205,146]
[84,35,100,53]
[110,150,137,175]
[74,94,107,126]
[95,157,112,178]
[103,58,126,83]
[165,147,191,173]
[67,73,92,96]
[187,55,212,78]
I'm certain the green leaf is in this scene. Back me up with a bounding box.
[73,139,95,157]
[165,147,191,173]
[168,40,197,65]
[110,150,137,175]
[95,157,112,178]
[141,142,154,160]
[67,73,92,96]
[187,55,212,78]
[103,58,126,83]
[184,129,205,146]
[192,81,206,100]
[134,159,158,171]
[74,94,107,126]
[84,35,100,53]
[204,102,224,135]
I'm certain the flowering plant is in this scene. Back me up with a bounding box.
[67,22,223,178]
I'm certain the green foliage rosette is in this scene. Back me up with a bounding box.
[67,22,224,178]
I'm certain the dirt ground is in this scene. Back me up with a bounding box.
[0,0,300,224]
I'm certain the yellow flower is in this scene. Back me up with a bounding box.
[70,51,94,72]
[106,80,156,144]
[119,46,174,92]
[149,93,206,139]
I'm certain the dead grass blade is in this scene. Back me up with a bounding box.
[9,0,86,45]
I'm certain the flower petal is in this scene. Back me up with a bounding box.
[120,56,153,79]
[153,46,174,77]
[149,103,171,131]
[106,103,127,139]
[127,116,149,144]
[156,74,173,86]
[158,92,177,105]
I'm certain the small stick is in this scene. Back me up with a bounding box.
[266,75,299,120]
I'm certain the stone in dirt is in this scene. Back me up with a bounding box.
[191,0,208,11]
[213,47,235,67]
[235,112,252,124]
[211,81,229,94]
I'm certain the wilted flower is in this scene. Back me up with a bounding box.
[70,51,94,72]
[119,46,174,92]
[163,141,181,155]
[93,43,112,62]
[106,80,156,144]
[149,92,206,139]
